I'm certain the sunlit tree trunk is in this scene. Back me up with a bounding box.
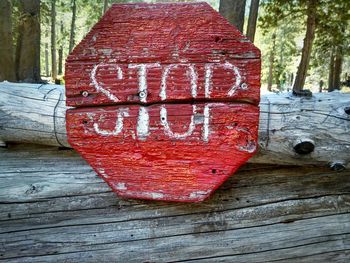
[45,43,49,77]
[69,0,76,53]
[15,0,41,83]
[293,0,317,92]
[103,0,108,14]
[246,0,260,42]
[58,21,63,75]
[333,47,342,91]
[51,0,57,80]
[219,0,246,32]
[44,18,49,77]
[0,0,16,82]
[45,45,49,76]
[267,33,276,92]
[328,48,335,92]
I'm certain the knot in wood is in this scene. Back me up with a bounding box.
[293,138,315,155]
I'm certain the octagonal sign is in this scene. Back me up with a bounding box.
[65,2,260,202]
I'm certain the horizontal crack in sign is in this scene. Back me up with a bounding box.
[66,98,257,109]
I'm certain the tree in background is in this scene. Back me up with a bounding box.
[293,0,318,92]
[45,18,50,77]
[246,0,260,42]
[103,0,109,14]
[0,0,16,82]
[259,1,300,92]
[58,21,64,75]
[311,0,350,91]
[2,0,348,88]
[219,0,246,32]
[261,0,319,93]
[15,0,42,83]
[51,0,57,80]
[40,2,50,77]
[69,0,76,53]
[260,0,350,93]
[273,26,299,91]
[267,33,276,92]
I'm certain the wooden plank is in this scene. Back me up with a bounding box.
[66,103,258,201]
[1,82,349,169]
[0,82,68,147]
[65,59,260,107]
[0,144,349,262]
[65,2,260,107]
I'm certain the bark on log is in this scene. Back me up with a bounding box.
[15,0,41,83]
[0,0,16,82]
[0,81,349,168]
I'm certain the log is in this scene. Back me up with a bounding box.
[0,81,349,168]
[1,143,350,262]
[0,81,69,147]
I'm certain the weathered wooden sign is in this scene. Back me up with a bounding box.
[65,2,261,202]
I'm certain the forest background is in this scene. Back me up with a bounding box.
[0,0,349,94]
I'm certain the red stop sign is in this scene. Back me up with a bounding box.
[66,2,260,202]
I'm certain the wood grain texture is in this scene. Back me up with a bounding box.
[65,2,261,202]
[66,103,258,202]
[0,144,349,262]
[255,92,350,168]
[0,82,69,147]
[1,82,349,168]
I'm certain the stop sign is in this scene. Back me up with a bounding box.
[65,2,260,202]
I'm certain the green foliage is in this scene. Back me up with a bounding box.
[311,0,350,65]
[258,0,350,91]
[38,0,220,80]
[35,0,348,88]
[259,0,307,34]
[257,0,303,91]
[309,0,350,88]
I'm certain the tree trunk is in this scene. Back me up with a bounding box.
[333,47,342,91]
[219,0,246,32]
[246,0,260,42]
[69,0,77,53]
[58,49,63,76]
[319,80,324,93]
[328,48,335,92]
[45,44,49,77]
[103,0,108,14]
[1,81,349,169]
[58,21,63,75]
[289,73,294,90]
[0,0,16,82]
[51,0,57,80]
[267,33,276,92]
[15,0,41,83]
[44,17,49,77]
[292,0,317,92]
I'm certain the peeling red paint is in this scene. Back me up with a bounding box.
[65,2,261,202]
